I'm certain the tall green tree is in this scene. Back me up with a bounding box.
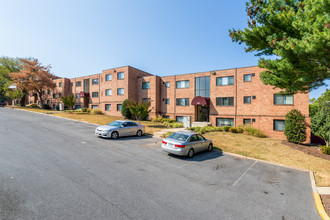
[229,0,330,94]
[61,95,75,110]
[310,89,330,146]
[0,57,21,99]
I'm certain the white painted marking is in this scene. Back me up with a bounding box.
[232,161,257,187]
[81,141,86,144]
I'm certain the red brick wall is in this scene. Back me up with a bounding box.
[29,65,310,141]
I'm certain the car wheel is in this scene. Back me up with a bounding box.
[136,130,142,137]
[208,143,213,152]
[187,148,194,158]
[111,131,119,139]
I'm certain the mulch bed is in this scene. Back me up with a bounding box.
[320,195,330,217]
[281,141,330,161]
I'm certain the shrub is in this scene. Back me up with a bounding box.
[90,108,103,115]
[82,108,90,113]
[223,126,231,132]
[229,127,238,133]
[214,127,223,131]
[127,101,151,120]
[284,109,307,144]
[152,116,163,122]
[171,122,183,128]
[237,126,244,133]
[198,127,207,134]
[26,104,39,108]
[321,146,330,155]
[243,125,267,138]
[161,118,170,123]
[121,99,132,119]
[42,104,51,110]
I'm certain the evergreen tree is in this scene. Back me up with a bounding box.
[229,0,330,94]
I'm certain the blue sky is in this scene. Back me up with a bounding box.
[0,0,328,99]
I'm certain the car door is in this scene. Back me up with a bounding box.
[120,122,130,136]
[189,135,200,152]
[197,134,208,151]
[128,122,138,136]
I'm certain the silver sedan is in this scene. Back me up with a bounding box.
[95,120,145,139]
[161,131,213,158]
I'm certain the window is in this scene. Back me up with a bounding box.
[117,88,124,95]
[117,72,124,80]
[47,100,50,105]
[75,105,82,110]
[92,92,99,98]
[142,82,150,89]
[176,116,184,123]
[106,74,112,81]
[216,118,234,127]
[165,99,170,104]
[143,98,150,103]
[165,82,170,88]
[105,89,112,96]
[105,104,111,111]
[244,96,251,104]
[75,93,80,99]
[243,119,251,124]
[176,80,189,88]
[42,90,45,95]
[244,74,252,82]
[274,94,293,105]
[195,76,210,97]
[59,93,62,98]
[190,135,198,142]
[47,90,50,95]
[128,122,138,127]
[76,81,81,87]
[53,104,56,109]
[216,76,234,86]
[274,120,285,131]
[53,94,56,99]
[216,97,234,106]
[163,115,170,119]
[92,105,98,109]
[117,104,122,111]
[92,78,99,85]
[176,98,189,106]
[59,82,63,87]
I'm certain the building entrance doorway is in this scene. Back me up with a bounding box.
[196,105,209,122]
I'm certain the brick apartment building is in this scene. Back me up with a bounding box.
[27,65,311,141]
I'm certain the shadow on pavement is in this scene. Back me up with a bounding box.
[99,134,154,141]
[167,149,223,162]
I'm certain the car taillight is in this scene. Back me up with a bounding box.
[162,141,167,144]
[175,144,185,148]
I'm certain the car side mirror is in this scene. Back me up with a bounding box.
[120,125,124,128]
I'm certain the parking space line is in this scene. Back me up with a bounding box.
[232,161,257,187]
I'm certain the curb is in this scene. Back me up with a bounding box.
[7,107,330,219]
[310,172,330,220]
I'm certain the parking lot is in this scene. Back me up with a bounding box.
[0,108,321,219]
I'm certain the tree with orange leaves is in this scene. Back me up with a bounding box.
[10,59,56,108]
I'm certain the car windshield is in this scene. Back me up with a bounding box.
[168,133,189,142]
[107,121,122,127]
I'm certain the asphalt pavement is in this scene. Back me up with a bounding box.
[0,108,321,220]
